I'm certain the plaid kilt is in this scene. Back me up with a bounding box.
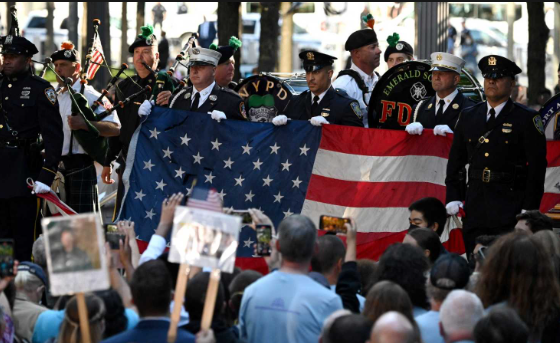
[61,163,99,214]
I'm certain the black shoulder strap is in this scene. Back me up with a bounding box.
[336,70,369,104]
[469,128,494,165]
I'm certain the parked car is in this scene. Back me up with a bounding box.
[22,10,68,62]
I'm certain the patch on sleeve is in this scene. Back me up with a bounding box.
[240,102,247,119]
[350,101,363,119]
[533,115,544,135]
[45,87,57,105]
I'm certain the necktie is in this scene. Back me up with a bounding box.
[487,108,496,129]
[311,95,320,114]
[436,99,445,117]
[191,92,201,110]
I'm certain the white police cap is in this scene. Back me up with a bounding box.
[188,47,222,67]
[430,52,466,73]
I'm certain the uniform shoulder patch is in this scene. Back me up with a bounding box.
[533,115,545,135]
[350,101,363,119]
[45,87,57,105]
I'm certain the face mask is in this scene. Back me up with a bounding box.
[408,224,421,231]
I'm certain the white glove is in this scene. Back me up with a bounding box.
[434,124,453,136]
[32,181,51,194]
[446,201,463,216]
[272,115,288,126]
[138,100,154,117]
[310,116,329,126]
[521,209,527,214]
[210,110,227,122]
[405,122,424,135]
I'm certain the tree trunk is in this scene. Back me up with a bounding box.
[258,2,280,73]
[136,2,145,34]
[121,2,128,65]
[527,2,549,106]
[6,2,15,35]
[217,2,241,81]
[68,2,78,47]
[279,2,293,73]
[86,2,111,90]
[45,2,55,58]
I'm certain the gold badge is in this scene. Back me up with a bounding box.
[502,129,512,133]
[503,123,512,127]
[427,103,433,109]
[436,54,443,61]
[488,57,497,66]
[321,112,330,118]
[452,104,459,110]
[307,52,314,61]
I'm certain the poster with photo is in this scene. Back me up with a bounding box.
[42,214,110,296]
[168,206,240,273]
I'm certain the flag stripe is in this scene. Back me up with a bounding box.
[547,141,560,167]
[319,125,453,158]
[545,167,560,194]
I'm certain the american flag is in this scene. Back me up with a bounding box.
[122,107,560,273]
[186,186,223,213]
[86,34,104,80]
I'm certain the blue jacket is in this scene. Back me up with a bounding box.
[101,319,195,343]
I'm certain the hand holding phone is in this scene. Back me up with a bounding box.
[256,225,272,256]
[319,215,350,234]
[0,240,14,279]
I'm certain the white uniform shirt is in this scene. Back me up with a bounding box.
[332,62,378,127]
[192,81,216,109]
[310,89,328,105]
[435,89,459,115]
[57,79,121,156]
[486,100,508,121]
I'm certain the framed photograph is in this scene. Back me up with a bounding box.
[42,214,109,296]
[168,206,240,273]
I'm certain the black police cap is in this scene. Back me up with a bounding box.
[0,35,38,56]
[478,55,521,79]
[384,41,413,62]
[51,41,79,63]
[129,25,158,53]
[430,253,470,290]
[299,50,337,72]
[345,29,378,52]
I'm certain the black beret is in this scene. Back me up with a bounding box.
[299,50,336,72]
[211,37,242,65]
[0,35,38,56]
[51,41,79,62]
[129,25,157,53]
[478,55,521,79]
[384,41,413,62]
[345,29,378,51]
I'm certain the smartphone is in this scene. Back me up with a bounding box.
[256,225,272,256]
[319,215,350,234]
[0,239,14,278]
[105,232,126,250]
[231,210,253,225]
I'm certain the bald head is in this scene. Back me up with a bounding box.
[369,312,416,343]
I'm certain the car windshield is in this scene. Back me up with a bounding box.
[243,20,256,35]
[27,16,46,29]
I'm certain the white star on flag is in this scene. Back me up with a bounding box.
[175,167,185,179]
[218,189,226,200]
[205,171,216,184]
[283,208,294,218]
[134,190,146,201]
[180,133,191,146]
[245,190,255,202]
[253,158,263,170]
[274,191,284,203]
[193,152,204,164]
[242,143,252,155]
[300,144,310,156]
[243,237,255,248]
[143,160,155,171]
[270,142,281,154]
[234,175,245,186]
[186,185,194,196]
[155,179,167,191]
[149,127,160,139]
[262,175,273,187]
[223,157,234,169]
[292,177,302,188]
[281,159,292,171]
[211,138,222,151]
[162,147,173,159]
[145,208,156,220]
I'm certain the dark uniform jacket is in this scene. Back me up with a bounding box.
[0,70,63,198]
[412,92,476,129]
[284,87,364,127]
[170,83,247,120]
[445,99,547,229]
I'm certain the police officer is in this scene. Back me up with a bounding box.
[384,34,413,70]
[166,47,247,120]
[102,25,176,218]
[51,42,120,213]
[332,26,381,127]
[445,55,547,256]
[0,35,63,261]
[274,50,363,127]
[211,36,242,90]
[406,52,475,136]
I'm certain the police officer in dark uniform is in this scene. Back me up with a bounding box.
[0,35,63,261]
[445,55,547,256]
[275,50,363,127]
[211,36,242,90]
[406,52,476,136]
[168,47,247,120]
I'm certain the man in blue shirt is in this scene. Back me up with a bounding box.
[239,215,343,343]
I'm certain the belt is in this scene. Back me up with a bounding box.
[0,137,40,149]
[469,168,514,183]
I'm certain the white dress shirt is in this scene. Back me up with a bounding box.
[486,100,508,121]
[310,89,328,105]
[57,79,121,156]
[435,89,459,115]
[192,81,215,109]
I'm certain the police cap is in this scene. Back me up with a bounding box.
[299,50,337,73]
[188,47,222,67]
[478,55,521,79]
[430,52,465,74]
[0,35,38,56]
